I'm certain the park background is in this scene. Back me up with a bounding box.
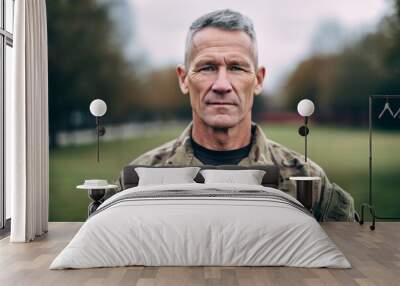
[48,0,400,221]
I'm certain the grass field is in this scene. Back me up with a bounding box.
[49,123,400,221]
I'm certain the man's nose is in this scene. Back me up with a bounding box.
[211,68,232,94]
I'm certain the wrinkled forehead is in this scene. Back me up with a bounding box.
[188,28,257,67]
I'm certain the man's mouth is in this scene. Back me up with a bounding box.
[206,101,236,106]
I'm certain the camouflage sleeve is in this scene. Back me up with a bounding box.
[128,139,176,166]
[102,147,167,201]
[129,152,158,166]
[102,176,123,201]
[315,173,356,222]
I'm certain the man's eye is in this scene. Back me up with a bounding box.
[229,65,244,71]
[198,65,216,72]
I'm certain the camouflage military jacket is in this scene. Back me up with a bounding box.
[117,122,355,222]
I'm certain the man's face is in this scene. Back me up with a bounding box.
[177,27,265,129]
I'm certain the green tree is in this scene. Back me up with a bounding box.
[47,0,141,147]
[283,0,400,127]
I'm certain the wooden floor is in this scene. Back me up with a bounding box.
[0,222,399,286]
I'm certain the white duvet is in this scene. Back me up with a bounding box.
[50,183,351,269]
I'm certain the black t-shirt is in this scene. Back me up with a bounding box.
[191,138,252,165]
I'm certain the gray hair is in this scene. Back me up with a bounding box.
[184,9,258,69]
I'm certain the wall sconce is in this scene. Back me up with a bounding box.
[89,99,107,162]
[297,99,315,162]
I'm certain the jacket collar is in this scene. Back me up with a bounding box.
[165,122,275,166]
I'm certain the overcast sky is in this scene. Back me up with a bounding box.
[127,0,391,93]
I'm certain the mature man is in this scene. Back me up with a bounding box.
[118,9,355,221]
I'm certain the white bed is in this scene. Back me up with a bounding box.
[50,183,351,269]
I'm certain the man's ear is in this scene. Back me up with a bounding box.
[254,66,266,95]
[176,64,189,94]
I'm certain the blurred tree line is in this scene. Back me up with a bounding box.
[48,0,400,149]
[47,0,267,148]
[283,0,400,128]
[47,0,192,148]
[48,0,137,147]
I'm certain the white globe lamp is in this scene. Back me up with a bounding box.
[297,99,315,117]
[89,99,107,162]
[296,99,315,162]
[90,99,107,117]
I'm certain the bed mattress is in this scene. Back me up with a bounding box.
[50,183,351,269]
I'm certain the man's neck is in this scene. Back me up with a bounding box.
[191,117,252,151]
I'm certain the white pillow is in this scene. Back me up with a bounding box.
[200,169,266,185]
[135,167,201,186]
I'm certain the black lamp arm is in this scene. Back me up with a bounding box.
[96,117,106,136]
[304,116,308,162]
[95,117,106,162]
[297,116,309,163]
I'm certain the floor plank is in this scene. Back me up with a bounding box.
[0,222,399,286]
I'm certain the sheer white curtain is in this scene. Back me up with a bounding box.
[8,0,49,242]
